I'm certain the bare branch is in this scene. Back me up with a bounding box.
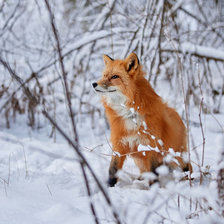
[44,0,79,143]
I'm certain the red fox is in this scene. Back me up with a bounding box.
[92,53,192,187]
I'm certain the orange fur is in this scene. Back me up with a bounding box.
[92,53,192,186]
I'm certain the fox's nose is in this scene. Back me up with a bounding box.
[92,82,98,88]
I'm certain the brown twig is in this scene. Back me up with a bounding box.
[155,0,165,79]
[43,2,121,223]
[44,0,78,144]
[80,162,99,224]
[197,66,205,169]
[42,109,121,224]
[43,1,99,221]
[163,30,192,188]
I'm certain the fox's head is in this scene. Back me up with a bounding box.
[92,53,143,102]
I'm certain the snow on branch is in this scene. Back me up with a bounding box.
[162,42,224,61]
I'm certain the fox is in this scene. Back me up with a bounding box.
[92,53,192,187]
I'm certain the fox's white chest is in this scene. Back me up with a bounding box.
[104,93,142,131]
[122,106,142,131]
[104,92,149,149]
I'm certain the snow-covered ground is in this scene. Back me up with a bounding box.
[0,0,224,223]
[0,110,223,224]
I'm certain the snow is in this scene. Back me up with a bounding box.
[156,165,169,176]
[181,42,224,60]
[157,139,163,147]
[129,107,135,114]
[142,121,147,130]
[163,41,224,61]
[137,144,146,151]
[0,0,224,223]
[0,111,223,223]
[0,131,94,224]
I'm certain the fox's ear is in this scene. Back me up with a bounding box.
[103,55,114,66]
[125,53,139,72]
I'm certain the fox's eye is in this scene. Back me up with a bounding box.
[111,75,119,79]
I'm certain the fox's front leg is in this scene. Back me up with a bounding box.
[108,155,126,187]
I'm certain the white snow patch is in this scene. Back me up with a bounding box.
[157,139,163,147]
[156,165,169,176]
[142,121,147,130]
[130,107,135,114]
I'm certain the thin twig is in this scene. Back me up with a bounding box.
[108,0,114,58]
[163,31,192,187]
[197,64,205,169]
[44,2,101,222]
[80,162,99,224]
[44,0,79,144]
[138,0,150,60]
[46,184,53,196]
[42,109,121,224]
[7,154,11,186]
[156,0,165,78]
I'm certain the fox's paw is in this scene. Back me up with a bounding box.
[108,177,117,187]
